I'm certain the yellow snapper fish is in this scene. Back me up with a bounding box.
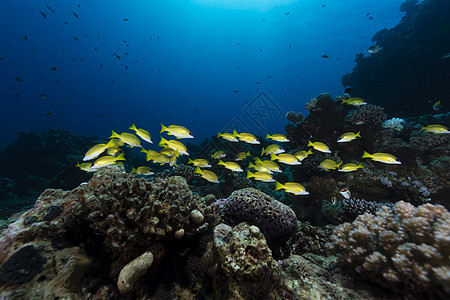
[235,132,260,144]
[248,162,273,174]
[188,158,211,168]
[83,139,116,161]
[160,124,194,139]
[218,160,243,172]
[195,167,219,183]
[110,130,142,148]
[235,151,251,161]
[217,132,239,142]
[337,131,361,143]
[92,153,126,169]
[129,124,152,144]
[270,153,301,165]
[254,157,282,173]
[141,149,158,161]
[341,97,367,106]
[131,166,154,175]
[308,141,331,153]
[362,151,401,164]
[211,151,226,159]
[159,147,178,157]
[159,137,188,155]
[150,153,171,165]
[76,162,96,172]
[266,133,289,142]
[294,149,313,161]
[275,181,309,195]
[107,146,122,156]
[169,150,179,166]
[246,170,275,182]
[421,124,450,134]
[111,138,125,147]
[319,159,341,171]
[261,144,285,156]
[338,163,364,172]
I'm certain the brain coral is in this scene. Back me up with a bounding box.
[221,188,297,246]
[327,201,450,297]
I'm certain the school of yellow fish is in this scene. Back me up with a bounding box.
[78,99,450,196]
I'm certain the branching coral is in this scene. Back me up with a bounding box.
[286,111,303,125]
[327,201,450,296]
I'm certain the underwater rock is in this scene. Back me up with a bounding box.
[345,103,387,128]
[328,201,450,297]
[43,205,63,221]
[117,251,154,294]
[54,246,91,291]
[221,188,297,247]
[0,245,45,285]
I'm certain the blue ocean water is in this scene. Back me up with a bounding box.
[0,0,408,147]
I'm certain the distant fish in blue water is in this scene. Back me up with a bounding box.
[368,45,381,54]
[73,36,80,41]
[51,66,58,71]
[46,5,55,13]
[40,11,47,18]
[123,18,128,21]
[433,101,441,111]
[321,54,329,59]
[40,94,48,99]
[14,77,22,82]
[442,53,450,59]
[285,12,290,16]
[73,12,80,19]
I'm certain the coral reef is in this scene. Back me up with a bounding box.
[382,117,405,132]
[341,0,450,116]
[327,201,450,297]
[345,104,387,128]
[0,166,216,299]
[286,111,303,124]
[221,188,297,247]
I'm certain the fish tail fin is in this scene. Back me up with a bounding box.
[261,148,265,156]
[341,99,347,104]
[358,164,364,169]
[110,130,120,139]
[248,162,255,168]
[254,157,262,164]
[275,181,284,191]
[306,149,313,155]
[308,140,313,147]
[140,148,147,153]
[194,167,202,175]
[362,151,371,159]
[356,131,361,137]
[218,160,225,166]
[232,130,239,137]
[129,124,137,131]
[217,132,222,137]
[246,170,254,179]
[188,158,194,164]
[266,133,271,139]
[131,167,137,173]
[105,139,116,148]
[116,153,126,161]
[246,151,250,156]
[270,153,277,160]
[158,137,167,147]
[420,126,425,131]
[76,162,80,167]
[160,123,167,133]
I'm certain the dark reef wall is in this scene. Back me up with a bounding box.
[342,0,450,116]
